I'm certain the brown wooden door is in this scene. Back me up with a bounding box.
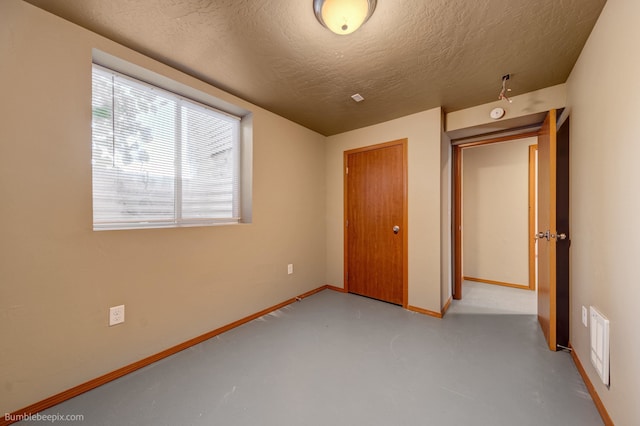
[556,117,570,348]
[345,140,407,306]
[537,110,557,351]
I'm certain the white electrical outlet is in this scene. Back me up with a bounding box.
[287,264,294,275]
[582,305,588,327]
[109,305,125,326]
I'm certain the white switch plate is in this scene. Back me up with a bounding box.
[287,264,294,275]
[582,306,588,327]
[109,305,125,326]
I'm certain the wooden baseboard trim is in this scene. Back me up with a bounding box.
[568,343,614,425]
[463,276,531,290]
[406,305,443,319]
[3,285,330,426]
[441,297,453,317]
[325,284,347,293]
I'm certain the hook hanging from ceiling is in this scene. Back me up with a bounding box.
[498,74,513,103]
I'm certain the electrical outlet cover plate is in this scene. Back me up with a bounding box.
[582,306,588,327]
[109,305,125,326]
[287,264,294,275]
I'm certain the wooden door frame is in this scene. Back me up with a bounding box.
[453,132,539,299]
[344,139,409,308]
[528,144,538,291]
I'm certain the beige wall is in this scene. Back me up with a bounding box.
[566,0,640,424]
[462,138,535,286]
[325,109,444,312]
[0,0,326,414]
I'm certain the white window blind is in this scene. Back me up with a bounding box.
[91,64,240,230]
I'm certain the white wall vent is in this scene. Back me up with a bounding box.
[589,306,610,386]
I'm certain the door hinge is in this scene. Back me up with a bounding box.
[346,167,349,174]
[346,219,348,227]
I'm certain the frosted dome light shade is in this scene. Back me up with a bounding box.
[314,0,376,35]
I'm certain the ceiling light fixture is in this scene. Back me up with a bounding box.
[313,0,377,35]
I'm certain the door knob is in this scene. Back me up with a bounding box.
[557,233,567,240]
[393,225,400,234]
[536,230,554,241]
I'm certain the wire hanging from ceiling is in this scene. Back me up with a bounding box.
[498,74,513,103]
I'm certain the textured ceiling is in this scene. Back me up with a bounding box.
[25,0,606,136]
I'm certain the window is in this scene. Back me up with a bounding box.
[91,64,240,230]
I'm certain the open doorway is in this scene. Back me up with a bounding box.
[451,133,538,315]
[448,110,570,350]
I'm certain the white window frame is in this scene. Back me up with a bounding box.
[91,63,242,231]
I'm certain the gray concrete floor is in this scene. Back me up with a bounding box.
[22,290,602,425]
[448,280,537,315]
